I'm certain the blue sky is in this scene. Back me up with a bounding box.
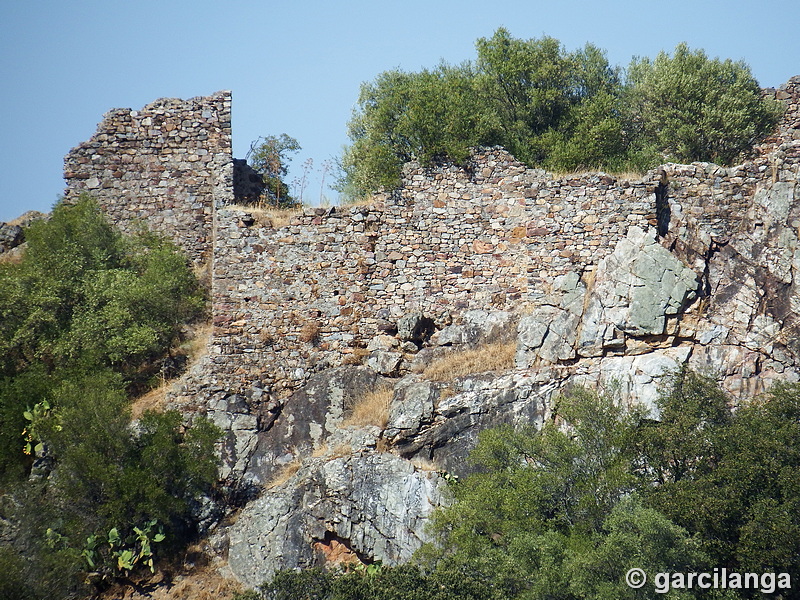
[1,0,798,222]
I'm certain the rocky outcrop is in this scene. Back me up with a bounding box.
[226,451,445,588]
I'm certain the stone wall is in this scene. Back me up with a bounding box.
[59,80,800,409]
[63,91,233,263]
[208,155,660,396]
[203,77,800,399]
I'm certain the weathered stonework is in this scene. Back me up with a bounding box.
[63,91,234,263]
[61,78,800,584]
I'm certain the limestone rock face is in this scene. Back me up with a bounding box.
[385,372,551,476]
[226,452,445,588]
[517,226,700,369]
[242,366,385,487]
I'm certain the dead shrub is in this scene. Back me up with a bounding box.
[423,341,517,382]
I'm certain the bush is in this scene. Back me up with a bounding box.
[626,43,781,165]
[0,196,218,597]
[0,196,205,483]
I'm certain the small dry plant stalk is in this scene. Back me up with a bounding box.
[343,386,394,429]
[423,341,516,382]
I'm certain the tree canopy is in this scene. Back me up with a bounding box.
[337,30,781,200]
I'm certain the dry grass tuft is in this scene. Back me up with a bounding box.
[411,457,439,472]
[439,386,456,400]
[299,320,321,344]
[341,348,369,365]
[130,322,213,418]
[0,251,23,265]
[340,194,381,209]
[192,258,213,291]
[343,386,394,429]
[375,437,391,453]
[227,203,303,229]
[99,555,246,600]
[311,442,329,458]
[423,341,517,382]
[162,578,244,600]
[267,457,302,489]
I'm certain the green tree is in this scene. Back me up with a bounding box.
[626,43,781,165]
[246,134,302,207]
[475,28,624,169]
[641,376,800,576]
[338,64,500,199]
[338,32,780,199]
[0,196,204,380]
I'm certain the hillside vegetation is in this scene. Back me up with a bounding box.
[0,198,220,599]
[338,29,781,200]
[249,373,800,600]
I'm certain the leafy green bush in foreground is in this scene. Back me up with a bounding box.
[0,197,219,598]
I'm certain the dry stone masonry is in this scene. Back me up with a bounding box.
[63,91,234,263]
[59,77,800,584]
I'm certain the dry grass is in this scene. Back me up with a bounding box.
[341,347,370,365]
[439,386,456,400]
[99,554,246,600]
[180,321,213,361]
[311,442,352,458]
[267,457,302,489]
[130,322,213,417]
[131,382,169,419]
[299,320,321,344]
[227,203,302,229]
[342,195,378,208]
[375,437,391,453]
[343,386,394,429]
[423,341,517,382]
[311,442,329,458]
[192,258,213,291]
[411,457,439,472]
[551,168,645,181]
[0,250,23,265]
